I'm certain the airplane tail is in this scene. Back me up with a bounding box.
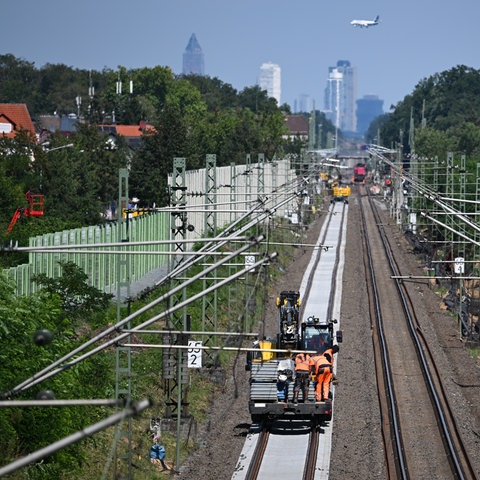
[374,15,379,22]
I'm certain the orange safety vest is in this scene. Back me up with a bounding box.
[310,354,332,376]
[323,348,335,366]
[294,353,311,372]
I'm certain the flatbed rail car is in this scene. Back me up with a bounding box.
[248,309,342,423]
[249,359,333,422]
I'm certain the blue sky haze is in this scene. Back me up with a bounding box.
[1,0,477,113]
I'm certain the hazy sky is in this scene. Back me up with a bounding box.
[1,0,478,114]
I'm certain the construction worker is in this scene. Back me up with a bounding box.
[324,344,339,367]
[323,344,340,388]
[293,352,311,404]
[310,346,338,402]
[149,436,167,471]
[276,357,294,402]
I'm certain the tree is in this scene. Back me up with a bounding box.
[0,271,112,476]
[32,260,113,322]
[129,103,188,207]
[238,85,278,113]
[180,74,239,111]
[380,65,480,150]
[0,54,37,109]
[258,109,288,161]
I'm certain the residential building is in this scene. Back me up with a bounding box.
[182,33,204,75]
[259,62,281,105]
[283,115,309,143]
[356,95,384,136]
[0,104,36,139]
[98,121,155,149]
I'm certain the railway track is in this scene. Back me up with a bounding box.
[232,200,348,480]
[359,185,477,479]
[242,420,321,480]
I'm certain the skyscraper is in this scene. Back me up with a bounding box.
[323,60,357,133]
[259,62,281,105]
[182,33,204,75]
[356,95,384,136]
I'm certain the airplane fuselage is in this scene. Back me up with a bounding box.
[350,16,379,28]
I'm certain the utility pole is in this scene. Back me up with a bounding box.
[202,154,218,363]
[113,168,132,480]
[165,158,189,471]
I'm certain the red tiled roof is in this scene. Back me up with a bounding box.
[115,125,154,137]
[99,123,155,138]
[285,115,309,135]
[0,104,36,139]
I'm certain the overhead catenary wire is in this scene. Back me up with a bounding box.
[0,399,152,477]
[3,245,276,397]
[369,145,480,245]
[0,159,319,476]
[3,177,306,399]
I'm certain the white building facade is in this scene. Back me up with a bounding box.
[259,62,281,105]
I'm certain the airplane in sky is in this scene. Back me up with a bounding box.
[350,15,380,28]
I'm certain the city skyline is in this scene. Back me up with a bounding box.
[1,0,478,114]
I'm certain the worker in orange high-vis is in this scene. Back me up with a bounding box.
[310,345,339,402]
[324,344,339,389]
[293,352,311,404]
[323,344,339,368]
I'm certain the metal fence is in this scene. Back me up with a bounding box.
[4,156,299,297]
[5,212,170,296]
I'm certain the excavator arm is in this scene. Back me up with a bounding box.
[7,192,44,234]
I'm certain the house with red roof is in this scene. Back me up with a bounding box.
[99,121,155,149]
[284,114,309,143]
[0,104,36,140]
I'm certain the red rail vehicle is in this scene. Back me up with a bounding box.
[353,163,367,183]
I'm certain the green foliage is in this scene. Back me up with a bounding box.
[0,266,114,477]
[0,53,305,217]
[32,260,113,322]
[379,65,480,153]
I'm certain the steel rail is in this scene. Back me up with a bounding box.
[298,202,340,318]
[244,429,270,480]
[358,188,407,479]
[368,191,476,479]
[302,426,319,480]
[326,203,347,322]
[239,201,348,479]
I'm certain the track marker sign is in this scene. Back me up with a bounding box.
[187,341,202,368]
[245,254,255,272]
[454,257,464,274]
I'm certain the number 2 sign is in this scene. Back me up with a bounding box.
[187,341,202,368]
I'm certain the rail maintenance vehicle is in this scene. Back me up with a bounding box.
[246,290,342,424]
[330,181,351,204]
